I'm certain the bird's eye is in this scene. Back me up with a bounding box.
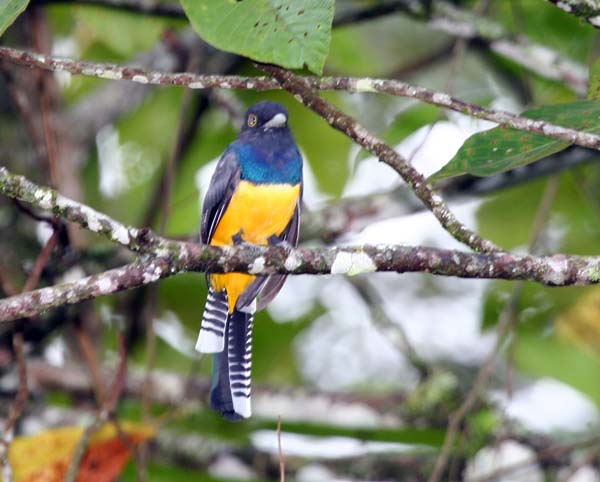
[247,114,258,127]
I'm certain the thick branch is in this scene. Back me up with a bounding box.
[3,163,600,322]
[0,167,158,252]
[0,46,596,152]
[1,241,600,321]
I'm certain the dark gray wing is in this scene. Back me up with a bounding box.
[255,198,301,310]
[201,149,241,244]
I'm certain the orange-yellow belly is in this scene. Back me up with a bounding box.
[210,180,300,312]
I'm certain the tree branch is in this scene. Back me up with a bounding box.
[0,166,156,253]
[260,64,500,254]
[3,166,600,321]
[0,46,596,152]
[2,241,600,322]
[545,0,600,28]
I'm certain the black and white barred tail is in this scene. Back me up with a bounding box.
[197,288,254,420]
[196,287,229,353]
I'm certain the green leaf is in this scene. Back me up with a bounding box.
[514,334,600,407]
[0,0,30,36]
[74,6,169,58]
[588,58,600,101]
[179,0,334,74]
[430,100,600,181]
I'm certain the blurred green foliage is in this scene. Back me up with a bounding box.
[1,0,599,479]
[0,0,29,36]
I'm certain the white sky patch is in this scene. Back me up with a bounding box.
[44,336,67,366]
[491,378,599,433]
[52,37,80,89]
[347,200,494,364]
[465,440,543,482]
[344,96,519,199]
[295,278,418,391]
[560,466,600,482]
[57,266,86,284]
[254,391,399,427]
[208,455,256,481]
[153,310,196,357]
[96,125,159,199]
[343,121,471,198]
[251,430,422,459]
[36,221,54,246]
[295,464,342,482]
[268,275,325,322]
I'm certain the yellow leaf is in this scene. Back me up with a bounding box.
[556,288,600,356]
[6,422,154,482]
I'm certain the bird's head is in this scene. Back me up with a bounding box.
[241,101,289,132]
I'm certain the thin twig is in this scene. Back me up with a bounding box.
[0,264,18,298]
[64,334,128,482]
[350,278,430,379]
[64,412,109,482]
[506,175,560,396]
[277,415,285,482]
[5,340,27,423]
[0,332,27,482]
[75,326,107,405]
[428,172,560,482]
[0,226,59,480]
[22,229,59,292]
[427,299,516,482]
[30,7,60,188]
[0,47,594,150]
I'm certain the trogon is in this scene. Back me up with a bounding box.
[196,101,303,421]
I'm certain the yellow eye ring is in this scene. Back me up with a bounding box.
[247,114,258,127]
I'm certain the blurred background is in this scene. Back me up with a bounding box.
[1,0,600,481]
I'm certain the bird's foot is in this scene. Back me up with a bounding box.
[232,230,245,245]
[267,234,292,249]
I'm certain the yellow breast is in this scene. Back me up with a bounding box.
[210,181,300,312]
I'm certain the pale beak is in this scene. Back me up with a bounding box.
[263,113,287,128]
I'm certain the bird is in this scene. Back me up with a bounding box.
[196,101,303,421]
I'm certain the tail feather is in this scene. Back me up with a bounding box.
[210,309,254,421]
[196,287,229,353]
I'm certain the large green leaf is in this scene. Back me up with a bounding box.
[589,58,600,101]
[514,334,600,407]
[179,0,334,74]
[430,100,600,181]
[0,0,29,36]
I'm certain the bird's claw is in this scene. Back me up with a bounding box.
[268,234,292,249]
[232,231,245,245]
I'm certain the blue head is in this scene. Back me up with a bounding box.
[241,101,290,133]
[233,101,302,184]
